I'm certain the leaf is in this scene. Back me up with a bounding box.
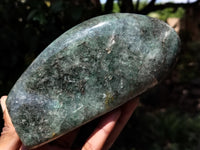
[70,6,83,21]
[50,0,63,13]
[27,9,38,21]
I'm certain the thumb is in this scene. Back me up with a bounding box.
[0,96,22,150]
[1,96,13,127]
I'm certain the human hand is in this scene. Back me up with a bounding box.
[0,96,139,150]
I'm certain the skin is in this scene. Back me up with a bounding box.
[0,96,139,150]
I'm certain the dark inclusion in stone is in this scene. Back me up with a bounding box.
[6,13,180,148]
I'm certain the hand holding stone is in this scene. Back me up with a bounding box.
[0,96,21,150]
[0,96,139,150]
[6,13,180,148]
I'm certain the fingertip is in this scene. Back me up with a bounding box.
[102,98,140,150]
[82,109,121,150]
[1,96,7,103]
[1,96,13,126]
[100,109,121,128]
[1,96,7,113]
[108,109,121,121]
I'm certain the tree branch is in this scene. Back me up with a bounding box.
[135,0,140,12]
[120,0,134,13]
[140,0,200,14]
[90,0,102,14]
[104,0,114,13]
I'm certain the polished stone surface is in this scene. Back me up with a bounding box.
[6,13,180,148]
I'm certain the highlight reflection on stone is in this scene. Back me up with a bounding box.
[6,13,180,148]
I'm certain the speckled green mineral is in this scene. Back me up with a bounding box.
[6,13,180,148]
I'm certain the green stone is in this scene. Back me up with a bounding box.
[6,13,180,148]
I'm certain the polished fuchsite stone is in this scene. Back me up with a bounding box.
[6,13,180,148]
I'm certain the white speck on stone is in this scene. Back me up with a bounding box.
[84,76,89,80]
[108,75,113,80]
[74,58,80,65]
[20,95,26,100]
[120,79,124,89]
[22,119,26,123]
[106,32,116,54]
[72,105,84,113]
[164,29,171,40]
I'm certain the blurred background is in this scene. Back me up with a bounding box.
[0,0,200,149]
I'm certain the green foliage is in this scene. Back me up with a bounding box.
[149,7,185,21]
[111,108,200,150]
[113,2,120,13]
[134,1,149,11]
[103,1,148,13]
